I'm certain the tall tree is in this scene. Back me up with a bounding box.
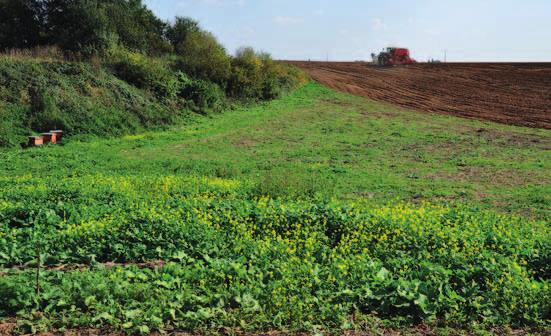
[110,0,170,54]
[0,0,42,49]
[166,16,200,53]
[0,0,170,55]
[48,0,113,54]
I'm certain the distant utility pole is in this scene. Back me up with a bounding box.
[326,51,329,62]
[444,49,447,63]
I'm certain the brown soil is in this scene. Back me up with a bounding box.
[289,62,551,129]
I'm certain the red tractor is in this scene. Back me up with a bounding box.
[372,47,416,66]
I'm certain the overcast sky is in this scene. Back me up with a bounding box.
[144,0,551,62]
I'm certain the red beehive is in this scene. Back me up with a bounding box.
[50,130,63,141]
[28,136,44,147]
[41,132,57,144]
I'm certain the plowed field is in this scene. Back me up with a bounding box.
[290,62,551,129]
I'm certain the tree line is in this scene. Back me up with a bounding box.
[0,0,306,146]
[0,0,305,102]
[0,0,183,55]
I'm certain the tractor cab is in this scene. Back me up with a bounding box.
[375,47,416,66]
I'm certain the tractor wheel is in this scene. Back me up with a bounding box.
[378,54,389,66]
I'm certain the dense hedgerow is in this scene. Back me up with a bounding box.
[0,58,182,146]
[0,174,549,333]
[0,52,305,146]
[0,1,307,148]
[109,49,182,99]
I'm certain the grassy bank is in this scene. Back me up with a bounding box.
[0,58,180,147]
[0,53,305,148]
[0,0,306,150]
[0,83,549,334]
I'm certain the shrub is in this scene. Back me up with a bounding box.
[27,85,67,132]
[227,47,304,100]
[227,47,263,99]
[174,31,231,85]
[262,58,308,99]
[110,49,181,99]
[0,104,26,146]
[177,72,225,113]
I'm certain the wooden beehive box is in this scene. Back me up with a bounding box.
[50,130,63,141]
[41,132,57,144]
[27,136,44,147]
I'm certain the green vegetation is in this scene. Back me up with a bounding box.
[0,2,549,334]
[0,58,178,147]
[0,0,306,147]
[0,83,549,334]
[0,0,171,54]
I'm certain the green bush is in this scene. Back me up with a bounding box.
[0,58,182,142]
[227,47,263,99]
[228,47,305,100]
[110,49,181,99]
[177,73,226,113]
[0,104,26,146]
[27,85,67,132]
[264,60,307,99]
[174,30,231,85]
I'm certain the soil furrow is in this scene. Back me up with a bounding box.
[289,61,551,129]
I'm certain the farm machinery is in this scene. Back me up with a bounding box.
[372,47,416,66]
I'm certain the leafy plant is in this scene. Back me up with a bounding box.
[0,172,549,332]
